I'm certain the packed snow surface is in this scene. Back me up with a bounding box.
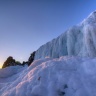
[0,56,96,96]
[35,11,96,59]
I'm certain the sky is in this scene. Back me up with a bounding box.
[0,0,96,67]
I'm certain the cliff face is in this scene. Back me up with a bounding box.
[35,11,96,59]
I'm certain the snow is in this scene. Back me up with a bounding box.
[35,11,96,59]
[0,65,27,78]
[1,11,96,96]
[0,56,96,96]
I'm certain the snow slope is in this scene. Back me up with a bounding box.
[35,11,96,59]
[0,57,96,96]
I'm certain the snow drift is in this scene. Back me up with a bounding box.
[0,57,96,96]
[35,11,96,59]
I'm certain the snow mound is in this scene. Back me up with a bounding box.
[35,11,96,59]
[0,56,96,96]
[0,65,27,78]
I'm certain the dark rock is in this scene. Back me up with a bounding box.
[28,51,36,66]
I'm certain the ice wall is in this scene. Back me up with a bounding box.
[35,11,96,59]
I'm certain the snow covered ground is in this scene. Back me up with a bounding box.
[0,56,96,96]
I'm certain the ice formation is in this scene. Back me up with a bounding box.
[0,57,96,96]
[1,11,96,96]
[35,11,96,59]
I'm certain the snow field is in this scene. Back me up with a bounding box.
[0,56,96,96]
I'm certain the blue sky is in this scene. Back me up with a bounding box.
[0,0,96,67]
